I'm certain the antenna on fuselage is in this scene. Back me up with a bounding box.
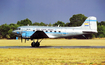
[58,25,60,27]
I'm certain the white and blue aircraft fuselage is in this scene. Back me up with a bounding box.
[12,16,97,47]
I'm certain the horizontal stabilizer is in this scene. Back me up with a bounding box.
[83,31,97,33]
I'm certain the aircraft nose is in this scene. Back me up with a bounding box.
[12,30,20,34]
[12,30,17,34]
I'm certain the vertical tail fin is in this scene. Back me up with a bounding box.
[81,16,97,31]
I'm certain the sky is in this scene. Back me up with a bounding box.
[0,0,105,25]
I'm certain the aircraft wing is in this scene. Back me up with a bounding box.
[30,31,49,39]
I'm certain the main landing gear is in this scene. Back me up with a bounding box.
[31,39,43,47]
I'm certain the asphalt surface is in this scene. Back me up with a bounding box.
[0,46,105,48]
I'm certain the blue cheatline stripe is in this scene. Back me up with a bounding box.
[85,20,96,22]
[85,25,89,26]
[22,31,68,35]
[22,31,35,37]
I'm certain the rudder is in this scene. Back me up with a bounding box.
[81,16,97,30]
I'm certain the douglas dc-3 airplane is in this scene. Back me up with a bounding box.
[12,16,97,47]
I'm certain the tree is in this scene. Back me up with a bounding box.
[0,23,19,39]
[33,22,40,26]
[99,34,104,38]
[0,24,10,38]
[97,25,105,37]
[53,21,65,27]
[17,18,32,26]
[8,24,19,38]
[9,23,19,30]
[65,22,70,27]
[48,23,52,26]
[39,22,46,26]
[69,14,87,26]
[98,21,105,26]
[6,34,10,39]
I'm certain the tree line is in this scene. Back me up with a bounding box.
[0,14,105,39]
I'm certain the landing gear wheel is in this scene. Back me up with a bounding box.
[36,42,40,47]
[31,39,42,47]
[31,42,36,47]
[31,42,40,47]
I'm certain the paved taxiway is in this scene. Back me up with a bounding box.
[0,46,105,48]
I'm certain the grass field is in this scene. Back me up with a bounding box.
[0,39,105,46]
[0,39,105,65]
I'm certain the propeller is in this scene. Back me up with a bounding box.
[21,36,27,43]
[82,35,87,39]
[21,36,23,42]
[25,39,26,43]
[21,32,27,43]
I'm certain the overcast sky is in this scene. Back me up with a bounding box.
[0,0,105,25]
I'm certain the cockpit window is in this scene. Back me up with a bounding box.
[16,28,21,30]
[19,28,21,30]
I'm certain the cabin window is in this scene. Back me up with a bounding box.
[54,31,56,33]
[19,28,21,30]
[33,30,35,32]
[17,28,21,30]
[50,31,52,32]
[59,31,61,33]
[27,29,30,30]
[46,31,48,32]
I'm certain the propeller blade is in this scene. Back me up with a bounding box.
[25,39,26,43]
[21,36,22,42]
[82,35,87,39]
